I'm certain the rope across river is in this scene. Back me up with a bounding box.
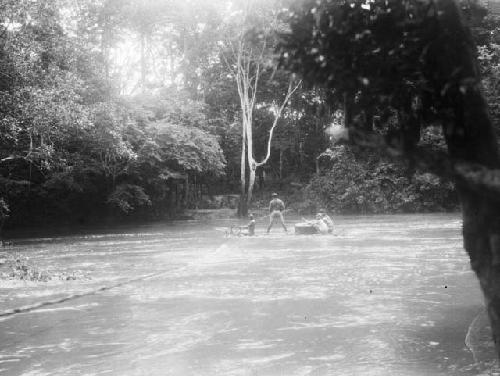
[1,209,296,319]
[0,269,171,319]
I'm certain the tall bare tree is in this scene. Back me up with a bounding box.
[223,0,301,215]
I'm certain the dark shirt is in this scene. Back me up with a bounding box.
[269,198,285,213]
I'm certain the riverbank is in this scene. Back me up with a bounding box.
[0,251,91,283]
[0,178,459,232]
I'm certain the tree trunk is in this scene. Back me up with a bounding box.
[238,195,248,217]
[343,92,353,128]
[451,106,500,358]
[140,32,146,94]
[184,175,189,207]
[245,101,255,212]
[181,23,190,90]
[279,148,284,179]
[299,140,304,169]
[238,123,248,217]
[364,106,374,131]
[258,168,264,190]
[100,13,110,84]
[247,165,256,210]
[434,0,500,358]
[175,184,179,210]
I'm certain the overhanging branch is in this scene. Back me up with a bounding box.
[255,79,302,167]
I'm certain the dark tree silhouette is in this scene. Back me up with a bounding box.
[280,0,500,359]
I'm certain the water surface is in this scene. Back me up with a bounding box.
[0,214,497,375]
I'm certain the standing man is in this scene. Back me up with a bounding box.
[267,192,288,233]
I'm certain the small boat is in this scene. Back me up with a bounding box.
[294,222,320,235]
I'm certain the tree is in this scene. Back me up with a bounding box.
[222,0,301,216]
[125,91,226,211]
[0,0,99,224]
[281,0,500,359]
[0,0,228,224]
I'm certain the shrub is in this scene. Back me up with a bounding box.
[305,145,458,214]
[106,184,152,214]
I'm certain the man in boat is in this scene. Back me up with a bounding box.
[295,210,333,234]
[267,192,288,233]
[312,213,329,234]
[318,210,334,233]
[227,213,256,236]
[246,213,256,236]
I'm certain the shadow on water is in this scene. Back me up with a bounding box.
[0,213,498,375]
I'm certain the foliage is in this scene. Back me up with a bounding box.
[0,0,465,227]
[477,14,500,136]
[149,121,226,174]
[107,183,151,213]
[0,0,228,225]
[278,0,492,154]
[280,0,429,104]
[277,0,500,216]
[0,253,90,282]
[306,144,457,214]
[0,198,10,220]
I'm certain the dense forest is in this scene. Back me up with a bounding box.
[0,0,499,228]
[6,0,500,362]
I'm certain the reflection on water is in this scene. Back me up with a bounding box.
[0,214,498,375]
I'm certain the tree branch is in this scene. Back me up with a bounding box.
[255,79,302,167]
[0,155,27,164]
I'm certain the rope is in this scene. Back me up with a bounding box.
[0,270,169,319]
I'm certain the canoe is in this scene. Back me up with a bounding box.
[294,223,319,235]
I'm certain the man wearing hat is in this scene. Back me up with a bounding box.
[267,192,288,233]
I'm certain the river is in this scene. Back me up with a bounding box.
[0,213,498,375]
